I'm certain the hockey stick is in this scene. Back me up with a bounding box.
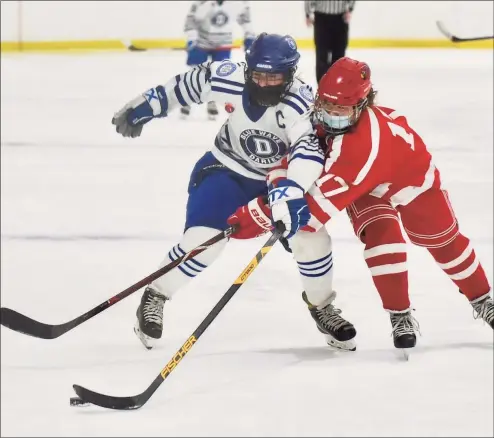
[0,226,235,339]
[71,227,283,410]
[123,40,240,52]
[436,21,493,42]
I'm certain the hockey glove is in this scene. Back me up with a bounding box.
[227,196,272,239]
[268,179,310,239]
[112,86,168,138]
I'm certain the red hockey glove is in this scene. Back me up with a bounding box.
[227,196,273,239]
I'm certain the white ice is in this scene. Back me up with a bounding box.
[1,48,493,437]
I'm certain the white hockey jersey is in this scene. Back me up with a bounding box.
[148,60,324,191]
[184,1,255,50]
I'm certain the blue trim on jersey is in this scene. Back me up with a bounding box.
[292,145,321,154]
[285,91,310,111]
[183,72,197,103]
[211,77,244,89]
[289,153,325,164]
[174,75,187,106]
[281,99,304,115]
[188,71,201,103]
[195,69,203,95]
[211,86,243,95]
[242,89,267,122]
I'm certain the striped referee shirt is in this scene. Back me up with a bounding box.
[305,1,355,17]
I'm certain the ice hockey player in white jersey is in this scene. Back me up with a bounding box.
[112,33,356,351]
[182,1,255,119]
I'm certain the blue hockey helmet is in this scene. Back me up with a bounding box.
[245,33,301,106]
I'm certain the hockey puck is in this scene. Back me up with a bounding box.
[70,396,90,407]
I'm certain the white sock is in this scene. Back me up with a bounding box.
[290,227,334,306]
[149,226,227,298]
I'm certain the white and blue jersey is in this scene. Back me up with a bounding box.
[158,59,325,191]
[184,1,255,50]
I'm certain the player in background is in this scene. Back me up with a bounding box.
[111,33,356,351]
[182,1,255,120]
[228,57,493,352]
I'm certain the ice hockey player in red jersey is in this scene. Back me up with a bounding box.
[228,56,493,351]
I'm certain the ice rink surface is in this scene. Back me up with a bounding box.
[1,48,493,437]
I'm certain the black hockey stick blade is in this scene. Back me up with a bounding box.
[72,385,144,410]
[0,308,66,339]
[1,227,234,339]
[436,21,493,42]
[71,228,283,410]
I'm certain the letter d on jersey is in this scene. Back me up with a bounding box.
[239,129,288,166]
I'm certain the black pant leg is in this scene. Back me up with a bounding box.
[327,14,349,65]
[314,13,332,83]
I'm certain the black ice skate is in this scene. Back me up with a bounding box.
[207,101,219,120]
[389,309,420,360]
[470,293,494,329]
[302,291,357,351]
[134,287,168,350]
[180,105,191,119]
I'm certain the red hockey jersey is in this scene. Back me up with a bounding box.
[267,105,442,231]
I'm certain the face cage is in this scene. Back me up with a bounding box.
[244,67,296,107]
[314,96,368,136]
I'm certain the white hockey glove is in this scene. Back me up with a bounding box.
[268,179,310,239]
[112,86,168,138]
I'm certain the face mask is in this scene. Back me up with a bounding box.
[322,112,351,130]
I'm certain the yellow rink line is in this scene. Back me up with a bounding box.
[1,37,492,52]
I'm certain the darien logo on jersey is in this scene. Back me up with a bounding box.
[240,129,288,165]
[211,11,228,26]
[216,61,237,77]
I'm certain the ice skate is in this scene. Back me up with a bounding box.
[470,293,494,329]
[389,309,420,360]
[134,287,168,350]
[180,105,191,119]
[207,101,219,120]
[302,291,357,351]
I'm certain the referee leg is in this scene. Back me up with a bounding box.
[328,14,349,66]
[314,12,331,83]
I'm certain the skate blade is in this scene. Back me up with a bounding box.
[133,320,156,350]
[325,334,356,351]
[207,113,217,121]
[397,348,412,361]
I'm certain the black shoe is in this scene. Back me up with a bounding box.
[471,293,494,329]
[134,287,168,349]
[302,291,356,350]
[389,310,419,349]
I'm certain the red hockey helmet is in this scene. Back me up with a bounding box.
[315,57,373,135]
